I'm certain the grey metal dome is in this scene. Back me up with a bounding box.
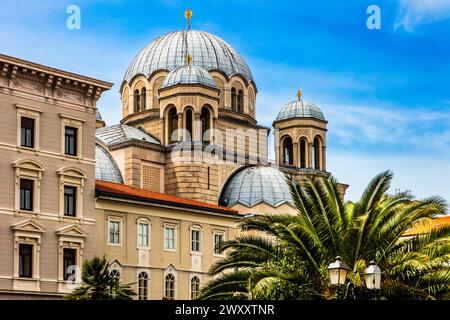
[161,65,217,89]
[219,166,293,208]
[124,30,254,84]
[96,124,160,147]
[95,143,124,184]
[276,99,325,121]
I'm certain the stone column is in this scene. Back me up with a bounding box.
[322,145,327,171]
[194,113,201,141]
[160,117,165,145]
[308,143,313,168]
[212,117,218,143]
[293,142,299,168]
[177,112,183,142]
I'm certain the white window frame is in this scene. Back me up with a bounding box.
[213,230,226,257]
[60,114,84,159]
[190,275,201,300]
[15,104,42,151]
[108,217,122,246]
[137,270,149,300]
[163,270,177,300]
[137,220,150,249]
[57,167,86,220]
[11,219,45,291]
[163,223,176,251]
[190,225,202,254]
[12,159,44,215]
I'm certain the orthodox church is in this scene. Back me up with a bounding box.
[95,11,348,217]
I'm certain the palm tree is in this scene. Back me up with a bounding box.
[199,171,450,300]
[66,256,136,300]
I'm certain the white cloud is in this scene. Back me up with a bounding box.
[395,0,450,31]
[323,104,450,149]
[329,151,450,205]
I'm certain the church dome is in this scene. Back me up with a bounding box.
[276,99,325,121]
[161,64,217,89]
[123,30,254,85]
[219,166,293,208]
[95,143,124,184]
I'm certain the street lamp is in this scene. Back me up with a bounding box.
[364,260,382,290]
[327,256,350,286]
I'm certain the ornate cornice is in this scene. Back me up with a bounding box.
[0,54,113,101]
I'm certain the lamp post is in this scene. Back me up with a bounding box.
[328,257,382,300]
[327,256,350,299]
[364,260,382,299]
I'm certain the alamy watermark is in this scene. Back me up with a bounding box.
[66,5,81,30]
[367,5,381,30]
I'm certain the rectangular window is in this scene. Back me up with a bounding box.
[21,117,35,148]
[214,233,225,255]
[19,244,33,278]
[64,186,77,217]
[20,179,34,211]
[63,248,77,281]
[164,226,175,250]
[191,229,201,252]
[138,223,149,247]
[64,126,77,156]
[109,220,120,244]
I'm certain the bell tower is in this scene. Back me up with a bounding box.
[273,90,328,173]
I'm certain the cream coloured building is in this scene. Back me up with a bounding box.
[0,54,112,299]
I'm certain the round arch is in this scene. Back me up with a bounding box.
[280,135,294,166]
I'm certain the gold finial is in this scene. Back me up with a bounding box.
[297,90,302,100]
[185,53,192,65]
[185,8,193,30]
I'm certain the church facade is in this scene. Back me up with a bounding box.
[0,14,348,299]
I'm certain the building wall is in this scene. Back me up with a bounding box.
[94,198,238,300]
[0,55,110,298]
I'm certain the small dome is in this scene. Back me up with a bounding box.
[124,30,254,85]
[95,143,124,184]
[276,99,325,121]
[161,65,217,89]
[219,166,293,208]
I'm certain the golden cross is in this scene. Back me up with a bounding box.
[186,53,192,65]
[185,8,193,30]
[297,90,302,100]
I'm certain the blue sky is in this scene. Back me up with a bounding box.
[1,0,450,202]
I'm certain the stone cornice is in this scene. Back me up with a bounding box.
[0,54,113,100]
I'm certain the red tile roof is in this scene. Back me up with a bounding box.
[95,180,239,215]
[403,216,450,236]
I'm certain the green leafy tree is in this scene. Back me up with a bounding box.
[66,256,136,300]
[199,171,450,300]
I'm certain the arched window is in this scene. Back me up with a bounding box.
[141,88,146,110]
[313,136,321,170]
[231,88,237,111]
[237,90,243,113]
[282,136,293,165]
[185,108,193,142]
[111,269,120,284]
[190,276,200,300]
[168,107,178,144]
[138,272,149,300]
[134,89,140,113]
[200,107,211,143]
[165,274,175,300]
[299,138,307,168]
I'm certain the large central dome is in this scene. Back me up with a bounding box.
[123,30,254,84]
